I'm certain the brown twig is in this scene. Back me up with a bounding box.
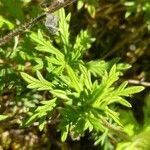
[128,79,150,87]
[0,0,77,47]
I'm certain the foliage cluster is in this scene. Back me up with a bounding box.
[0,0,150,150]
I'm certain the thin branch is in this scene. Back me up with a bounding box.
[101,117,131,141]
[0,0,77,47]
[128,79,150,87]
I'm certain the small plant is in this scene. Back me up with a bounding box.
[123,0,150,30]
[116,92,150,150]
[21,8,144,146]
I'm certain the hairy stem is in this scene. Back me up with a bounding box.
[101,117,131,141]
[0,0,76,46]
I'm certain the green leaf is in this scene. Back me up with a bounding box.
[21,72,53,90]
[87,60,108,77]
[0,16,14,29]
[108,97,132,108]
[0,115,8,121]
[66,65,83,92]
[39,116,46,131]
[58,8,71,53]
[52,89,70,100]
[36,98,57,112]
[73,30,95,60]
[30,30,64,59]
[25,113,38,126]
[117,81,128,92]
[88,116,104,131]
[77,0,84,10]
[30,30,48,46]
[87,59,130,77]
[61,125,69,142]
[118,86,144,96]
[106,108,123,126]
[25,98,57,129]
[80,65,92,90]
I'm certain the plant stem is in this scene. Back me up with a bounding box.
[101,117,131,141]
[0,0,76,47]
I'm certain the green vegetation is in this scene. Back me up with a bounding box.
[0,0,150,149]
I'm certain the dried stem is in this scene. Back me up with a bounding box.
[128,79,150,87]
[0,0,76,47]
